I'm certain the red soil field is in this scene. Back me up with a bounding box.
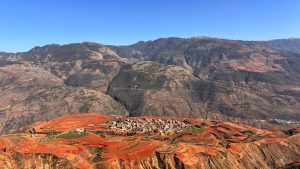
[0,113,298,169]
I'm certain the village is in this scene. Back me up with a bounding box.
[108,117,190,134]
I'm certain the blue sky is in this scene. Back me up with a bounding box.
[0,0,299,52]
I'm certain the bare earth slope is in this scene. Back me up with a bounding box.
[0,62,127,134]
[0,114,299,169]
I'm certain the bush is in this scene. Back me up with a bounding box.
[92,155,103,162]
[92,148,104,163]
[183,119,192,124]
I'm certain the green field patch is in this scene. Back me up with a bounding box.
[10,138,20,145]
[56,131,88,139]
[16,134,26,140]
[183,126,204,135]
[41,134,57,143]
[124,142,140,151]
[126,137,137,141]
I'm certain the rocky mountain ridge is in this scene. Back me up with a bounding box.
[109,37,300,121]
[259,38,300,54]
[0,37,300,133]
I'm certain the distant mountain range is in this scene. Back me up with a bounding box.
[0,37,300,133]
[259,38,300,53]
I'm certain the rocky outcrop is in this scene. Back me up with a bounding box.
[0,153,75,169]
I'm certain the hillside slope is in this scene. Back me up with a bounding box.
[0,44,128,134]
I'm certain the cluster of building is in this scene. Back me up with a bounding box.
[109,117,189,134]
[253,119,300,124]
[271,119,300,124]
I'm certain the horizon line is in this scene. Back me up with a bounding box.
[1,36,299,53]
